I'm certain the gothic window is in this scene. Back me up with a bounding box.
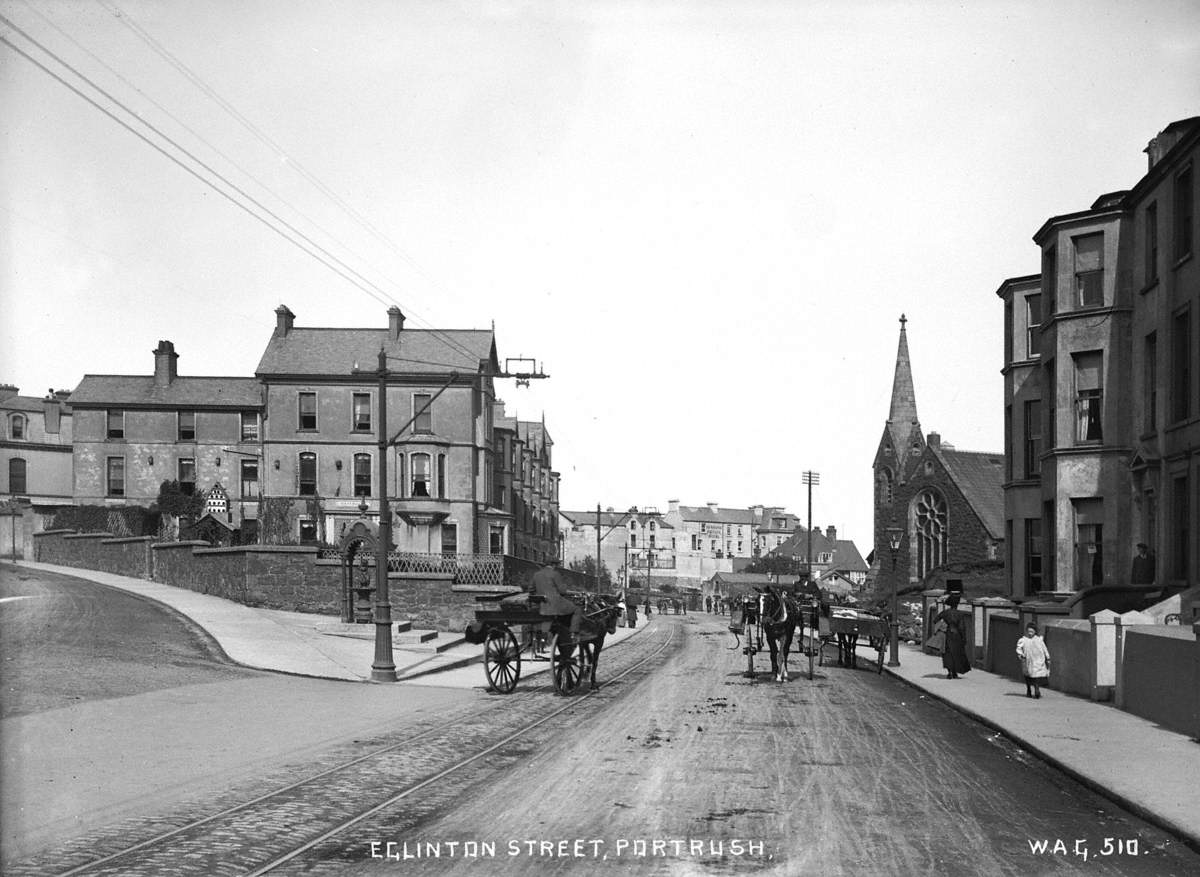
[877,468,894,504]
[911,488,948,580]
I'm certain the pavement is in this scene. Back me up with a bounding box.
[11,560,1200,854]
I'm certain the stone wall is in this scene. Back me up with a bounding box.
[1120,626,1198,738]
[34,530,154,578]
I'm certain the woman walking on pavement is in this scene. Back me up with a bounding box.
[1016,623,1051,698]
[933,594,972,679]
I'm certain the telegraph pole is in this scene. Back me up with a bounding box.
[372,347,397,682]
[802,471,819,582]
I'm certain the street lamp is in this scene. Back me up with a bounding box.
[886,526,903,667]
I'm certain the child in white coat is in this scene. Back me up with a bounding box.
[1016,623,1050,699]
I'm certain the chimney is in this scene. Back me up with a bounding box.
[388,306,405,338]
[707,502,719,513]
[275,304,295,337]
[668,499,679,514]
[927,431,941,449]
[153,340,178,387]
[0,384,17,402]
[1144,123,1187,171]
[43,390,62,434]
[825,525,837,541]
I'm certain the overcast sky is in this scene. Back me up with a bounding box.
[2,0,1198,549]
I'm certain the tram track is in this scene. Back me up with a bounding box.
[10,620,677,877]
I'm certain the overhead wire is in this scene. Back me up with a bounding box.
[95,0,484,363]
[1,9,485,369]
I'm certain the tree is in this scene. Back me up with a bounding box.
[568,555,613,589]
[155,480,205,520]
[743,554,804,576]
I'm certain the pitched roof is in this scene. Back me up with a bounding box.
[932,446,1005,539]
[560,510,673,529]
[0,393,71,413]
[69,376,263,409]
[677,505,759,525]
[831,540,868,572]
[255,328,499,377]
[771,527,835,559]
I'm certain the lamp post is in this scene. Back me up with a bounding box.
[886,526,903,667]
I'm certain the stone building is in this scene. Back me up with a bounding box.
[493,405,561,563]
[69,342,263,523]
[768,525,869,585]
[999,117,1199,596]
[872,317,1004,598]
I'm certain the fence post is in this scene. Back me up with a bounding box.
[1089,608,1118,702]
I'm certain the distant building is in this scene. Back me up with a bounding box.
[494,406,560,563]
[769,525,869,585]
[999,117,1200,596]
[872,317,1004,596]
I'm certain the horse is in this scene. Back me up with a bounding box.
[758,586,802,682]
[572,593,623,690]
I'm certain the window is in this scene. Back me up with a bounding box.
[1175,164,1193,262]
[650,534,656,548]
[878,468,894,504]
[912,489,947,579]
[630,533,638,548]
[1073,351,1103,442]
[298,393,317,430]
[9,458,26,494]
[1025,294,1041,358]
[353,453,371,497]
[9,415,25,440]
[1045,359,1057,450]
[1073,499,1103,589]
[352,393,371,431]
[107,409,125,439]
[1172,309,1192,423]
[691,534,699,550]
[1145,333,1157,434]
[410,453,431,497]
[437,453,446,499]
[178,411,196,441]
[298,452,317,495]
[413,393,432,434]
[1073,233,1104,307]
[240,459,258,499]
[441,522,458,555]
[1024,518,1043,595]
[1173,475,1190,579]
[106,457,125,496]
[240,411,259,442]
[299,518,318,545]
[1146,201,1159,284]
[178,458,196,495]
[1041,244,1056,315]
[1004,298,1013,363]
[1023,400,1042,478]
[1005,405,1013,480]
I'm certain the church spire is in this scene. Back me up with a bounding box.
[888,313,919,427]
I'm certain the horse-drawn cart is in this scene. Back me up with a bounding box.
[464,592,620,695]
[817,608,888,672]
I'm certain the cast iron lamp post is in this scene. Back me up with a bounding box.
[886,526,903,667]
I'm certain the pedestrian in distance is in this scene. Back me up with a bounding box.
[1016,623,1050,699]
[932,594,972,679]
[1130,542,1156,585]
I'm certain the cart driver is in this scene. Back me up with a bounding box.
[532,563,584,638]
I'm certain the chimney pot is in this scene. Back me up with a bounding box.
[927,431,941,448]
[826,525,837,541]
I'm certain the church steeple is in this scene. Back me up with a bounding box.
[888,314,919,427]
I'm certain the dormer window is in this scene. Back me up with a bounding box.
[9,414,25,440]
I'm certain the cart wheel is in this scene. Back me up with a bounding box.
[549,633,584,695]
[484,628,521,693]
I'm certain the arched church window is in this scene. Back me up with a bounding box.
[877,468,894,504]
[911,488,948,579]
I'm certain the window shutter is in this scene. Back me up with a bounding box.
[1074,352,1102,390]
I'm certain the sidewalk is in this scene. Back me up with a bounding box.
[13,560,643,688]
[876,638,1200,853]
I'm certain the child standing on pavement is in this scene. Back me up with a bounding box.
[1016,624,1050,699]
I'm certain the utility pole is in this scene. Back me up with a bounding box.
[372,347,397,682]
[596,503,602,591]
[803,471,819,582]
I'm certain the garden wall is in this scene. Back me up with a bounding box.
[1119,626,1199,738]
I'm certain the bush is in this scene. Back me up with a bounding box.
[51,504,157,536]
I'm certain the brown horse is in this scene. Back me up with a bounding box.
[573,593,623,690]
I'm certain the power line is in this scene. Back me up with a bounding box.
[96,0,479,351]
[0,13,483,366]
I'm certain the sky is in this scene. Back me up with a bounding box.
[2,0,1198,551]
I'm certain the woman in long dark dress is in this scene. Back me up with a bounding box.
[933,594,971,679]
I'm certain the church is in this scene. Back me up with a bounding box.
[872,316,1005,598]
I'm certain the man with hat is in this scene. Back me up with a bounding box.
[1130,542,1156,585]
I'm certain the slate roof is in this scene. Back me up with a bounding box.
[69,376,263,409]
[560,510,673,530]
[932,446,1005,539]
[709,572,801,587]
[677,505,759,525]
[255,328,498,377]
[771,528,835,559]
[0,394,71,413]
[831,540,869,572]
